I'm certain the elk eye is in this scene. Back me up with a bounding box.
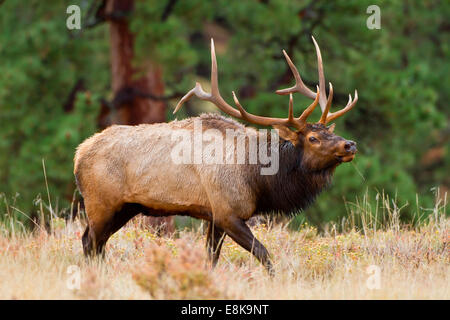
[309,136,319,143]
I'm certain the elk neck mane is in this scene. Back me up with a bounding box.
[253,138,335,216]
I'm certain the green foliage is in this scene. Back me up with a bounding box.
[0,1,108,220]
[0,0,448,226]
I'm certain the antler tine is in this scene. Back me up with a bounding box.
[311,36,329,113]
[173,82,208,114]
[288,93,294,121]
[174,39,242,118]
[275,50,316,99]
[325,90,358,123]
[209,38,221,98]
[275,37,354,125]
[319,83,333,124]
[298,85,320,122]
[311,36,359,124]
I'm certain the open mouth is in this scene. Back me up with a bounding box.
[335,153,356,163]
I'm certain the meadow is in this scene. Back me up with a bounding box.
[1,1,448,302]
[0,193,448,300]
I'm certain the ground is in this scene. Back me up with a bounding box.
[0,207,448,299]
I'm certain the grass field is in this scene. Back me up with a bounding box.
[0,194,448,300]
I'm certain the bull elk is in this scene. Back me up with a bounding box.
[74,36,358,274]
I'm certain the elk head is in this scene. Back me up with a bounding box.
[174,37,358,172]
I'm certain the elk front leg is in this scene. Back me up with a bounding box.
[206,222,225,268]
[220,218,274,275]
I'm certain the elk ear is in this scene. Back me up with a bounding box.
[327,123,336,133]
[273,125,299,145]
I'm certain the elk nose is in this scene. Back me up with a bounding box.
[344,140,357,153]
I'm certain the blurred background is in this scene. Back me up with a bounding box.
[0,0,448,230]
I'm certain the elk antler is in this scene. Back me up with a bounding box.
[174,39,320,130]
[276,36,358,124]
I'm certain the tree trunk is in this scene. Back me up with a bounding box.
[100,0,175,234]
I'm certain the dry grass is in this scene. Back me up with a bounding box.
[0,195,448,300]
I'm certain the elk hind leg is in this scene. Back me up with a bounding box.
[82,200,116,257]
[108,203,143,235]
[83,203,144,257]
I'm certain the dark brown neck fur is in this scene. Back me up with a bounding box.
[253,139,335,215]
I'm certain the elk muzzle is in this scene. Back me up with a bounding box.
[336,140,357,162]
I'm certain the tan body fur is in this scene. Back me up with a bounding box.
[74,114,260,258]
